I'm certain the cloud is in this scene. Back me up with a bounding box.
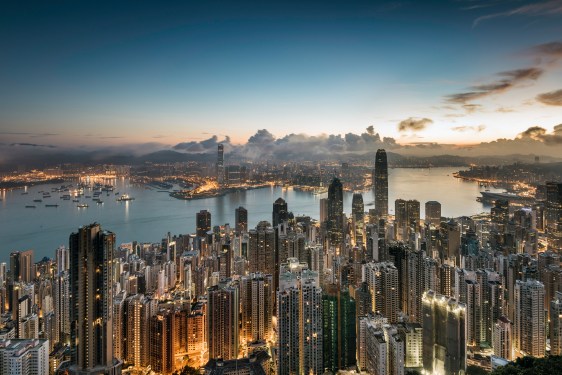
[173,135,231,152]
[526,41,562,59]
[398,117,433,132]
[247,129,275,144]
[473,0,562,27]
[463,104,482,113]
[10,143,57,148]
[446,67,543,104]
[451,125,487,132]
[518,124,562,144]
[537,89,562,106]
[496,107,515,113]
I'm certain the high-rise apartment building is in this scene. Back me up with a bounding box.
[493,316,513,360]
[425,201,441,227]
[362,262,399,322]
[352,193,365,246]
[196,210,212,237]
[10,250,34,284]
[0,339,49,375]
[277,259,323,375]
[235,206,248,233]
[422,291,466,375]
[207,281,239,361]
[248,221,275,278]
[272,198,288,227]
[514,279,545,357]
[373,149,388,218]
[240,273,273,350]
[69,223,122,374]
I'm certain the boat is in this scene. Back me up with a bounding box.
[33,199,42,203]
[77,204,89,208]
[45,204,59,207]
[72,199,80,203]
[25,205,36,208]
[85,195,92,198]
[21,192,29,195]
[97,200,104,204]
[117,194,135,202]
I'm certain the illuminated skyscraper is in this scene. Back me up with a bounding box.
[69,223,122,374]
[327,177,344,248]
[422,291,466,375]
[272,198,288,227]
[240,273,273,350]
[217,143,225,185]
[425,201,441,227]
[514,279,545,357]
[196,210,211,237]
[493,316,513,360]
[373,149,388,218]
[207,281,239,361]
[9,250,34,284]
[235,206,248,233]
[277,259,323,375]
[248,221,275,277]
[545,182,562,230]
[352,193,365,246]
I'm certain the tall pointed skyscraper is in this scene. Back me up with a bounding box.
[373,149,388,218]
[69,223,122,374]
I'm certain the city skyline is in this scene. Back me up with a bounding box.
[1,0,562,164]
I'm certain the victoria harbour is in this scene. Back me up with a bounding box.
[1,167,498,260]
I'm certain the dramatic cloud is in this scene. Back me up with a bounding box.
[518,124,562,144]
[473,0,562,27]
[537,89,562,106]
[247,129,275,144]
[398,117,433,132]
[446,67,543,104]
[452,125,486,132]
[173,135,231,152]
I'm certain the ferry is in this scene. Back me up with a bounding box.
[25,205,36,208]
[97,200,104,204]
[77,203,89,208]
[117,194,135,202]
[45,204,59,207]
[33,199,43,203]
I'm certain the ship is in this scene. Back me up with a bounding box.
[77,203,89,208]
[25,205,36,208]
[45,204,59,207]
[479,191,532,204]
[33,199,42,203]
[117,194,135,202]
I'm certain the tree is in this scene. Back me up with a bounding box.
[491,355,562,375]
[467,365,489,375]
[174,365,200,375]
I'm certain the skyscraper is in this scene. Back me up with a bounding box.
[235,206,248,233]
[9,250,34,284]
[514,279,545,357]
[69,223,122,374]
[277,259,323,375]
[196,210,211,237]
[425,201,441,227]
[422,291,467,375]
[545,182,562,229]
[248,221,275,276]
[493,316,513,360]
[207,281,240,361]
[217,143,225,185]
[373,149,388,218]
[240,273,273,351]
[327,177,344,248]
[272,198,288,227]
[352,193,365,246]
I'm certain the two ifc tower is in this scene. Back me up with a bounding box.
[373,149,389,218]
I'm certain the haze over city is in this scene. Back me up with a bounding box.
[1,0,562,166]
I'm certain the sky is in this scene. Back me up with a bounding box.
[0,0,562,157]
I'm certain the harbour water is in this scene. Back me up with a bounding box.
[0,167,501,261]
